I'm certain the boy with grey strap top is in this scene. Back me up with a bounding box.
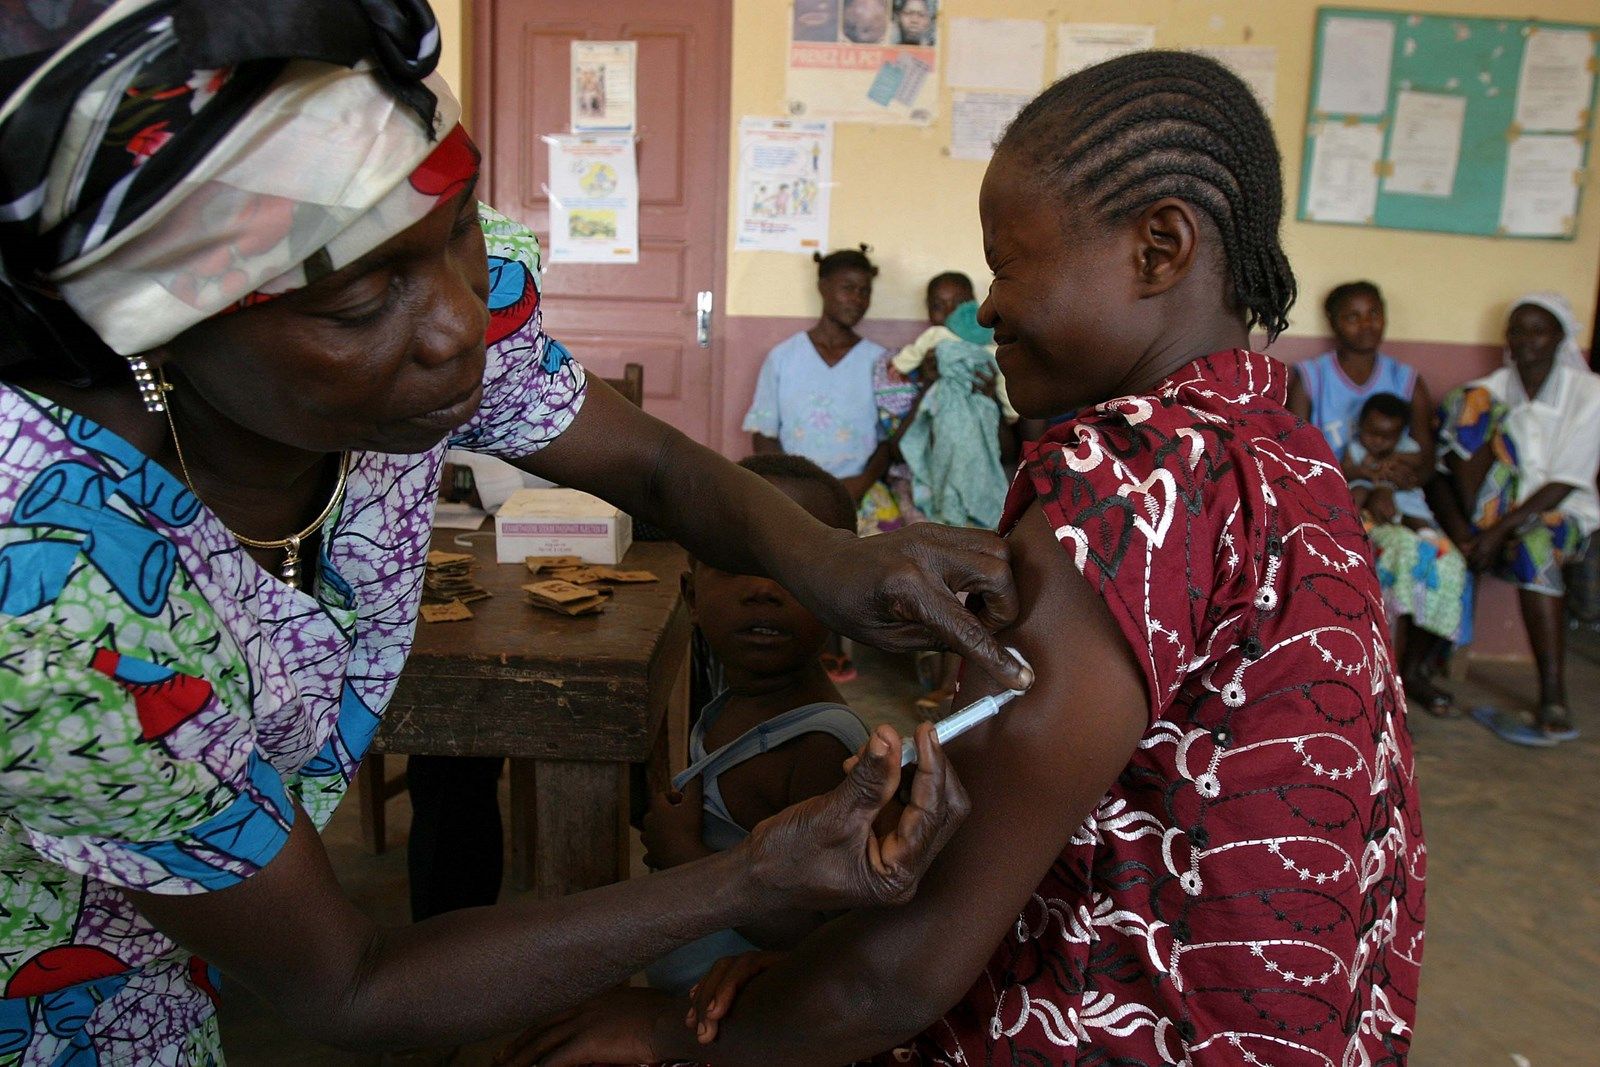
[640,456,873,993]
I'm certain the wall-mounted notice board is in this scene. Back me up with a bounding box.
[1299,8,1598,239]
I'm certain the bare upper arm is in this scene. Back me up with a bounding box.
[126,802,375,1038]
[729,501,1149,1038]
[1410,379,1437,447]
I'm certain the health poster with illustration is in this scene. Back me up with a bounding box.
[546,135,639,264]
[787,0,939,125]
[736,118,833,254]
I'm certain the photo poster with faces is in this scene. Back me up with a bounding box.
[787,0,940,125]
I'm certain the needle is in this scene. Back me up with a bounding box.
[901,648,1032,767]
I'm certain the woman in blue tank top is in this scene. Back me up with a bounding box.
[1287,281,1437,460]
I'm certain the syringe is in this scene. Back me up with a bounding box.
[900,648,1032,767]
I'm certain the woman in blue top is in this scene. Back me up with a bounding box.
[744,247,890,505]
[1288,281,1437,468]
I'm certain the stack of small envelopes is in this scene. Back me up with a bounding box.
[419,550,491,623]
[522,555,657,616]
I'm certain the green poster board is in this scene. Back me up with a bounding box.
[1299,8,1599,239]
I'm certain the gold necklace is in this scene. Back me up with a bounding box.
[157,370,350,585]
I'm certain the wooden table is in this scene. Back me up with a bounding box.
[367,535,690,898]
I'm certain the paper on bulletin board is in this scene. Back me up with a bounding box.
[571,41,636,133]
[735,118,833,254]
[1514,27,1596,132]
[1314,17,1395,116]
[1195,46,1278,112]
[946,18,1045,92]
[1384,90,1466,198]
[787,0,939,124]
[1305,122,1384,223]
[545,135,639,263]
[1499,133,1583,237]
[949,91,1031,161]
[1056,23,1156,79]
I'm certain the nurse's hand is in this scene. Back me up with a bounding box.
[742,723,967,911]
[789,522,1033,692]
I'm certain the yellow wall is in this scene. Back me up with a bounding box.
[726,0,1600,346]
[431,0,1599,347]
[436,1,468,122]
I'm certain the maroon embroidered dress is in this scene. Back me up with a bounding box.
[905,350,1425,1066]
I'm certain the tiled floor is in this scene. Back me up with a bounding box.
[219,634,1600,1066]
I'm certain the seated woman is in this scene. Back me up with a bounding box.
[1288,280,1436,464]
[506,50,1423,1067]
[1439,293,1600,745]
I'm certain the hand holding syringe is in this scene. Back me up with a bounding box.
[902,648,1032,766]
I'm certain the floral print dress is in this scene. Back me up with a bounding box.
[0,208,585,1065]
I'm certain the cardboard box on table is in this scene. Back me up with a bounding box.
[494,488,633,565]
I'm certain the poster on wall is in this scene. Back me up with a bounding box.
[946,18,1044,92]
[1499,133,1582,237]
[1513,27,1595,132]
[546,134,639,263]
[735,117,833,254]
[571,41,636,133]
[1056,23,1156,79]
[949,91,1030,161]
[1194,45,1278,112]
[787,0,939,125]
[1304,122,1383,223]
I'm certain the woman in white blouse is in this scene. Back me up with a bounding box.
[1438,292,1600,744]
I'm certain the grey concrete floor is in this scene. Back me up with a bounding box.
[219,633,1600,1066]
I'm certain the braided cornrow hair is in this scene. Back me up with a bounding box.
[1324,280,1383,322]
[999,50,1297,340]
[813,244,879,280]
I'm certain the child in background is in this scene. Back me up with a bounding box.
[1343,392,1434,529]
[892,271,1020,434]
[890,272,1018,710]
[1345,393,1469,714]
[640,455,871,993]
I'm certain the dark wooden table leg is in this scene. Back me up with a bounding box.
[510,759,630,897]
[356,754,387,855]
[508,758,537,892]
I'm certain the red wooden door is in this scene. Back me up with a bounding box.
[473,0,732,446]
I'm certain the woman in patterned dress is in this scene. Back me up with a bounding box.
[511,50,1426,1067]
[1437,293,1600,744]
[0,4,1025,1062]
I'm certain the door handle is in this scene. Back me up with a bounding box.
[696,290,713,349]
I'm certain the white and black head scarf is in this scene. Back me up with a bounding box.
[0,0,471,382]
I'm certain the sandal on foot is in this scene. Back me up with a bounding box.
[1404,674,1458,718]
[1537,704,1580,743]
[1470,705,1559,748]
